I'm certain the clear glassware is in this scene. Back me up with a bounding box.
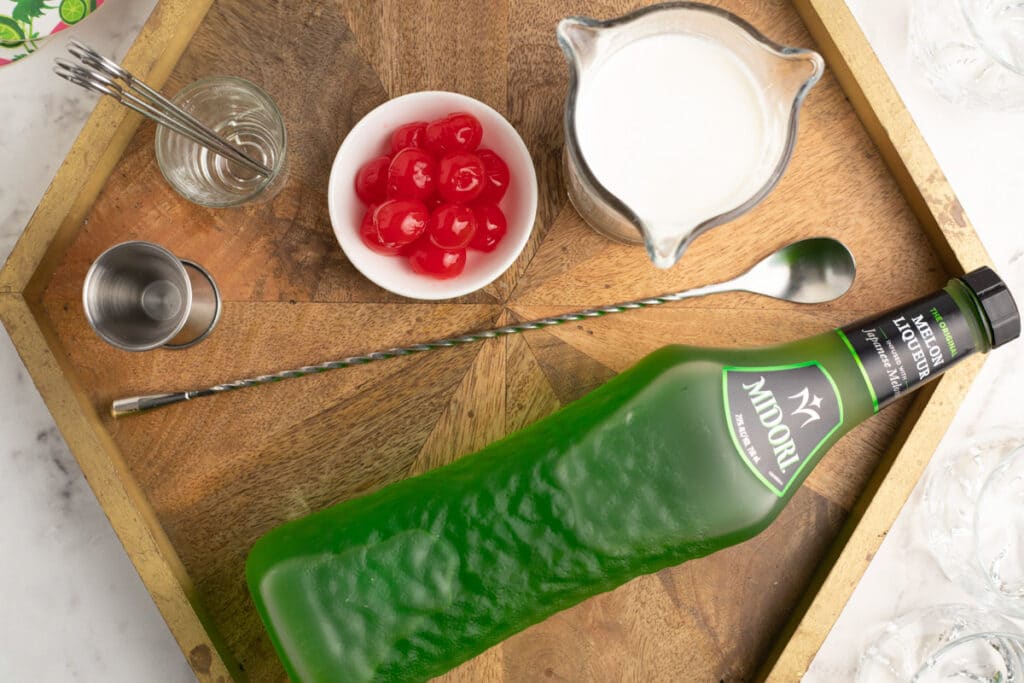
[857,604,1024,682]
[909,0,1024,109]
[558,3,823,268]
[155,76,288,208]
[922,436,1024,617]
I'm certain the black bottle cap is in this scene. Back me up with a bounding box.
[959,266,1020,349]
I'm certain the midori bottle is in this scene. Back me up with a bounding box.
[246,267,1020,683]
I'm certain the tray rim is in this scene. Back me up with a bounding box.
[0,1,991,681]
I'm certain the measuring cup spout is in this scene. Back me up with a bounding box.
[642,222,696,270]
[773,49,825,102]
[557,17,601,67]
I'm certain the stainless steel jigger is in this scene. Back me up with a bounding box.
[83,241,221,351]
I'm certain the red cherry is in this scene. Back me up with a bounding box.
[389,121,427,155]
[428,204,477,250]
[399,233,427,256]
[386,148,436,201]
[424,112,483,155]
[470,203,507,252]
[359,204,402,255]
[437,152,485,204]
[446,113,483,151]
[374,199,428,248]
[354,156,390,204]
[476,149,510,203]
[409,242,467,279]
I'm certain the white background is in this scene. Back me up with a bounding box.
[1,1,1021,680]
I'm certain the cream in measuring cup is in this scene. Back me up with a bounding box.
[560,5,824,268]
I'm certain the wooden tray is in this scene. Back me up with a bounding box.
[0,1,991,680]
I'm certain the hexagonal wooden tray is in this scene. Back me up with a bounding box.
[0,0,991,681]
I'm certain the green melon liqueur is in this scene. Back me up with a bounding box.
[246,268,1020,682]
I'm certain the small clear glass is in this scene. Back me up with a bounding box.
[857,604,1024,682]
[910,0,1024,109]
[155,76,288,208]
[922,437,1024,617]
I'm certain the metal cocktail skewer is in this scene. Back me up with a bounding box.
[110,238,856,417]
[58,41,271,177]
[53,59,266,175]
[54,41,272,178]
[64,40,261,172]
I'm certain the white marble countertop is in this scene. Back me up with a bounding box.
[1,1,1021,681]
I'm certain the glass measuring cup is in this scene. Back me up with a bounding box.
[558,3,824,268]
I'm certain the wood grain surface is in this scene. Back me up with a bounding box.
[23,0,978,681]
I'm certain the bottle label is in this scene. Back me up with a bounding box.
[723,362,843,497]
[837,290,976,412]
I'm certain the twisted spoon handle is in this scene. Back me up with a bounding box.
[110,282,726,417]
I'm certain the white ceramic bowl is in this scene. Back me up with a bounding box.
[328,91,538,300]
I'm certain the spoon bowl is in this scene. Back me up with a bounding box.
[737,237,856,304]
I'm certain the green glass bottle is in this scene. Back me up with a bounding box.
[246,268,1019,683]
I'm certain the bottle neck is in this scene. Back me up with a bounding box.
[720,278,995,501]
[836,278,993,414]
